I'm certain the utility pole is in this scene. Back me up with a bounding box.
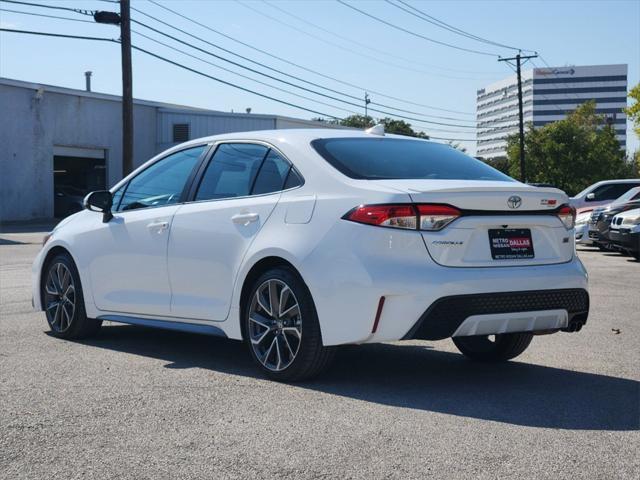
[94,3,133,177]
[364,92,371,124]
[498,52,537,182]
[120,0,133,176]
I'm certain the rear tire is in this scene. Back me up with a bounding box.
[243,267,335,382]
[452,332,533,362]
[41,253,102,339]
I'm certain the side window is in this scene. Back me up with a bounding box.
[195,143,268,201]
[588,185,613,201]
[252,150,292,195]
[591,184,637,201]
[284,168,303,189]
[609,184,639,200]
[118,145,205,212]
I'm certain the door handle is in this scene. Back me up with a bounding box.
[147,221,169,232]
[231,212,259,225]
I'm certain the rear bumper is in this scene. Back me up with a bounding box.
[404,288,589,340]
[611,228,640,253]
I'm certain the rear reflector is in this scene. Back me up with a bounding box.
[371,296,385,334]
[557,205,576,229]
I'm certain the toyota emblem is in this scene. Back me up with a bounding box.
[507,195,522,209]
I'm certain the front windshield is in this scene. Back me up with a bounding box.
[612,186,640,205]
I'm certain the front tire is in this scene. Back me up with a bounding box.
[243,267,335,381]
[42,253,102,339]
[452,332,533,361]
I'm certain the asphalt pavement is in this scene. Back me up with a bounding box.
[1,228,638,479]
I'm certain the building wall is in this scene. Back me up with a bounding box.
[476,71,534,159]
[476,64,628,159]
[0,79,346,222]
[156,110,276,152]
[0,82,157,221]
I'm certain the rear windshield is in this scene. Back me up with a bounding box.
[311,137,514,181]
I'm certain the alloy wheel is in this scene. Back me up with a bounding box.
[44,262,76,333]
[248,279,302,372]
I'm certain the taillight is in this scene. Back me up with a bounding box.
[557,205,576,229]
[416,204,461,231]
[343,204,460,231]
[345,204,417,229]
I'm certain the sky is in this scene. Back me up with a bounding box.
[1,0,639,155]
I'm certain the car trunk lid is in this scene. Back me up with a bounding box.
[375,180,574,267]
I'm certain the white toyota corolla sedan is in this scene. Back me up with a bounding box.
[33,128,589,381]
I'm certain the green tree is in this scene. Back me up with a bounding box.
[378,117,429,138]
[506,101,632,195]
[484,156,510,175]
[624,83,640,137]
[320,115,430,138]
[339,114,374,129]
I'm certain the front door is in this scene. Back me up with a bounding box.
[85,145,206,316]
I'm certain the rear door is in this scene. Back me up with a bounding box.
[168,143,298,321]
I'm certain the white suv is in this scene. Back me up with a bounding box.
[33,129,589,381]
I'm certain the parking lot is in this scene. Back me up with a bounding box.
[1,227,638,479]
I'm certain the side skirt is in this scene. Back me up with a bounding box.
[97,315,227,337]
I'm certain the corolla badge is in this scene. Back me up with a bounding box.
[507,195,522,209]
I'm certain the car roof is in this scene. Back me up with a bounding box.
[179,128,435,147]
[593,179,640,185]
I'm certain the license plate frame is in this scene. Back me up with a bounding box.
[488,228,535,260]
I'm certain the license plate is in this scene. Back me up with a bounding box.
[488,229,534,260]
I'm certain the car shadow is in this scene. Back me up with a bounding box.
[0,238,27,246]
[77,325,639,432]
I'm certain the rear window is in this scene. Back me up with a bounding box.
[311,137,514,181]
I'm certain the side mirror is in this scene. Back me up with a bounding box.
[84,190,113,223]
[586,193,596,201]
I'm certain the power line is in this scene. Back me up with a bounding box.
[131,8,362,103]
[0,26,478,141]
[336,0,500,57]
[239,0,493,81]
[262,0,501,77]
[135,28,477,135]
[0,7,94,23]
[132,29,360,116]
[139,2,478,122]
[0,26,116,41]
[0,0,93,16]
[388,0,531,53]
[143,0,475,116]
[0,26,343,120]
[133,29,478,135]
[130,17,478,128]
[130,44,352,122]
